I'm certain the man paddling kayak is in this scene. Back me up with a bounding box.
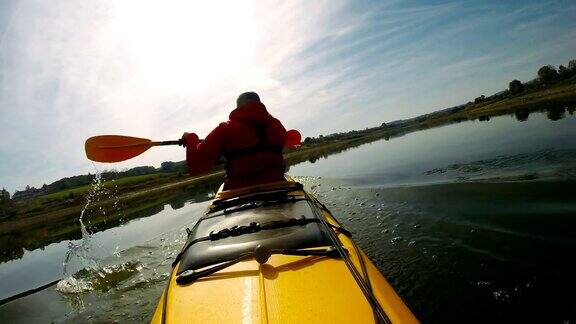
[181,92,288,190]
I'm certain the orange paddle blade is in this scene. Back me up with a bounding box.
[85,135,153,163]
[285,129,302,148]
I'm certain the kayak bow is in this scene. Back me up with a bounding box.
[152,177,418,324]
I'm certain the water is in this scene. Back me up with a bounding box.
[1,110,576,322]
[290,111,576,321]
[290,111,576,187]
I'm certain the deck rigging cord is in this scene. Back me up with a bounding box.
[304,191,391,324]
[175,245,343,284]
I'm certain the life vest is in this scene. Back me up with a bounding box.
[223,121,285,179]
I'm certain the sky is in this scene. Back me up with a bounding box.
[1,0,576,193]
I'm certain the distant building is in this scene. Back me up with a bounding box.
[11,185,49,201]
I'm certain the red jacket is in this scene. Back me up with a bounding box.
[184,101,287,189]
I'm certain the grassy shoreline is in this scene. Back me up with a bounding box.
[0,172,224,235]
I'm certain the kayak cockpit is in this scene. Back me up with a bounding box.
[175,189,333,277]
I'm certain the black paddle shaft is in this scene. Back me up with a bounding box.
[155,140,183,146]
[155,139,203,147]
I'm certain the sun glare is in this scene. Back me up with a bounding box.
[110,0,257,92]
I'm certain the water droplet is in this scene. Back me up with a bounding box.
[492,290,510,301]
[390,237,402,244]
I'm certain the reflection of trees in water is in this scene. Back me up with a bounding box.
[546,107,566,121]
[515,109,530,121]
[287,141,365,167]
[167,184,216,210]
[170,200,185,210]
[0,222,81,265]
[512,103,575,122]
[0,234,24,262]
[0,180,220,264]
[452,117,468,123]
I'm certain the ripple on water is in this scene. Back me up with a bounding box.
[390,236,403,244]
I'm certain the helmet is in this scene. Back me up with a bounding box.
[236,92,260,107]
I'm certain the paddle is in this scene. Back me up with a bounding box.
[85,135,181,163]
[85,130,302,163]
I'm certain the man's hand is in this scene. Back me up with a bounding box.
[180,132,189,147]
[180,132,201,148]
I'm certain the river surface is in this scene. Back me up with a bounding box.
[1,109,576,323]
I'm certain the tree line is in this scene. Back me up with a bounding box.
[475,58,576,103]
[305,58,576,145]
[3,161,187,200]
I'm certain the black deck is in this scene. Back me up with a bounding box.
[177,197,332,274]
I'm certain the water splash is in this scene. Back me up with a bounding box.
[56,277,93,294]
[57,168,124,308]
[61,171,103,277]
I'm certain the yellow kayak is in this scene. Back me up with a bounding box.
[152,178,418,323]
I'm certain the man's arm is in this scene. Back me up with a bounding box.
[269,117,287,146]
[184,123,226,176]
